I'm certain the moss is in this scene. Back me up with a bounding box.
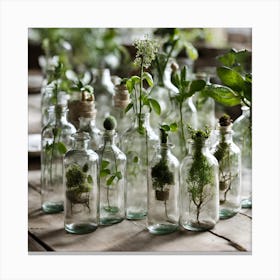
[103,116,117,130]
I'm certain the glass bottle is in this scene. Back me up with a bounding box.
[63,132,99,234]
[122,113,159,220]
[232,106,252,208]
[98,116,126,225]
[78,116,102,152]
[211,115,242,219]
[147,129,180,234]
[180,129,219,231]
[41,105,76,213]
[92,68,115,129]
[111,83,132,146]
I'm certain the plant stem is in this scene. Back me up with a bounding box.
[179,103,186,156]
[164,200,169,221]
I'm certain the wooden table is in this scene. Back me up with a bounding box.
[28,94,252,253]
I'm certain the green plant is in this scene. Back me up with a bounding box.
[201,49,252,109]
[171,66,206,156]
[99,116,123,213]
[186,126,214,224]
[214,114,238,204]
[151,123,177,218]
[125,35,161,135]
[71,79,94,101]
[65,163,93,212]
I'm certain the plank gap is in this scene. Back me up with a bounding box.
[28,231,55,252]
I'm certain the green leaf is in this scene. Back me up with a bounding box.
[169,123,178,132]
[133,156,139,163]
[101,160,110,169]
[115,171,122,180]
[82,163,89,172]
[161,124,170,131]
[217,66,245,92]
[126,79,133,93]
[142,72,154,87]
[181,66,187,83]
[201,84,241,107]
[100,169,111,177]
[188,80,206,95]
[218,50,236,67]
[57,142,67,154]
[171,72,180,88]
[87,175,93,184]
[149,98,161,115]
[243,81,252,102]
[106,175,116,186]
[125,102,133,113]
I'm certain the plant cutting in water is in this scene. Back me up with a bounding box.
[171,66,206,156]
[151,123,177,219]
[186,125,214,225]
[65,163,93,212]
[99,116,123,213]
[124,35,161,134]
[214,114,238,204]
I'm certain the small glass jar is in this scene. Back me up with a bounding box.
[41,105,76,213]
[98,120,126,225]
[180,133,219,231]
[78,116,102,151]
[232,106,252,208]
[211,115,242,219]
[64,132,99,234]
[147,129,180,234]
[122,113,159,220]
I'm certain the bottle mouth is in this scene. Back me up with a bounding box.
[72,131,90,141]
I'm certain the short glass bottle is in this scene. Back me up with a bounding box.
[232,106,252,208]
[98,117,126,225]
[63,132,99,234]
[78,116,102,152]
[41,105,76,213]
[147,129,180,234]
[211,115,242,219]
[122,113,159,220]
[180,129,219,231]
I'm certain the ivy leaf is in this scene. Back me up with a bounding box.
[106,175,116,186]
[201,84,241,107]
[115,171,122,180]
[100,169,111,177]
[149,98,161,115]
[87,175,93,184]
[142,72,154,87]
[125,102,133,113]
[101,160,110,169]
[217,66,245,92]
[57,142,67,154]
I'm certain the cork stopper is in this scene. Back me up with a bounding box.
[218,114,233,132]
[114,84,130,109]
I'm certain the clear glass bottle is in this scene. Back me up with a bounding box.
[180,128,219,231]
[122,113,159,220]
[64,132,99,234]
[211,115,242,219]
[147,129,180,234]
[98,116,126,225]
[232,106,252,208]
[41,105,76,213]
[78,116,102,152]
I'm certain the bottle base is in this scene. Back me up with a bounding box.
[100,217,124,226]
[65,223,97,234]
[147,224,178,235]
[241,198,252,209]
[42,202,64,214]
[182,221,215,232]
[126,211,147,220]
[219,208,238,220]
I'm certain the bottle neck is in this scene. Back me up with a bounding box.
[134,113,150,129]
[79,117,96,131]
[188,139,209,156]
[241,106,251,118]
[103,130,116,146]
[48,105,68,125]
[72,132,90,150]
[217,126,233,143]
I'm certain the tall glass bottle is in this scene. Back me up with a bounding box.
[122,113,159,220]
[211,115,241,219]
[180,127,219,231]
[147,128,180,234]
[232,106,252,208]
[64,132,99,234]
[78,116,102,152]
[98,116,126,225]
[41,105,76,213]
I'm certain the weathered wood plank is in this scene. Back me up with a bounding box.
[28,233,47,252]
[28,94,41,134]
